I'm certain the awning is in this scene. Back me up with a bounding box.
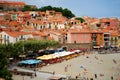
[93,46,100,48]
[19,54,26,57]
[18,59,42,65]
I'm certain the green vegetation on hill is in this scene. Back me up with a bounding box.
[0,50,12,80]
[22,5,38,11]
[23,5,75,18]
[75,17,85,23]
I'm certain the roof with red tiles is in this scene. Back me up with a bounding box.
[0,27,9,31]
[4,31,30,37]
[68,19,80,23]
[68,27,104,34]
[8,21,19,27]
[0,1,25,5]
[68,28,91,34]
[109,31,119,36]
[102,28,110,33]
[31,31,47,37]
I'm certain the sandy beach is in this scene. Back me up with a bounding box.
[12,52,120,80]
[39,53,120,80]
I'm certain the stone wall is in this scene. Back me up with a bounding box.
[60,43,92,51]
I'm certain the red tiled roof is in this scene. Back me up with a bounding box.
[102,29,109,33]
[24,27,34,31]
[0,1,25,5]
[68,28,91,34]
[8,21,19,27]
[31,31,47,37]
[4,31,29,37]
[110,31,118,36]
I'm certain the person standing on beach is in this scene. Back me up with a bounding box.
[90,78,93,80]
[111,76,113,80]
[65,66,67,72]
[75,75,78,79]
[53,71,55,75]
[95,74,97,78]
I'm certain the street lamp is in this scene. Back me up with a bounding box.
[21,38,25,60]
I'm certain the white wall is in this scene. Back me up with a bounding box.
[1,31,15,44]
[1,31,33,44]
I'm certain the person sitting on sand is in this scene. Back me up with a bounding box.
[95,55,98,60]
[113,59,117,64]
[111,76,113,80]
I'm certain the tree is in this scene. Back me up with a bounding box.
[0,51,12,80]
[23,5,31,11]
[13,40,59,55]
[0,40,59,61]
[53,7,63,12]
[75,17,85,23]
[62,8,75,18]
[38,6,75,18]
[22,5,38,11]
[39,5,53,11]
[0,39,59,80]
[23,5,75,18]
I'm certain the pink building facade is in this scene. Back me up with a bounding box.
[67,30,91,44]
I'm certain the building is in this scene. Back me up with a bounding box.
[0,1,25,11]
[0,33,2,44]
[67,29,91,44]
[45,29,67,44]
[118,34,120,48]
[91,30,104,49]
[65,28,92,50]
[110,31,119,48]
[103,31,110,49]
[0,31,33,44]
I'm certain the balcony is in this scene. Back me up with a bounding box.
[4,38,9,41]
[92,35,97,38]
[19,38,25,41]
[104,36,109,39]
[104,40,110,42]
[92,42,97,46]
[92,40,96,42]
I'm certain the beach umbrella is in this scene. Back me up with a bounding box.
[18,59,42,65]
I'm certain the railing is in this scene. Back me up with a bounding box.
[104,37,109,39]
[92,40,96,42]
[92,35,97,38]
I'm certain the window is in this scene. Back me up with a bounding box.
[74,40,76,44]
[4,35,6,40]
[27,22,29,25]
[7,36,9,40]
[66,37,67,40]
[41,26,42,29]
[16,38,18,42]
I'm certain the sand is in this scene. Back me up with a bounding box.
[39,53,120,80]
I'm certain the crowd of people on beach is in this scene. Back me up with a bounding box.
[64,52,120,80]
[12,48,120,80]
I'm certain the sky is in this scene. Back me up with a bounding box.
[11,0,120,18]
